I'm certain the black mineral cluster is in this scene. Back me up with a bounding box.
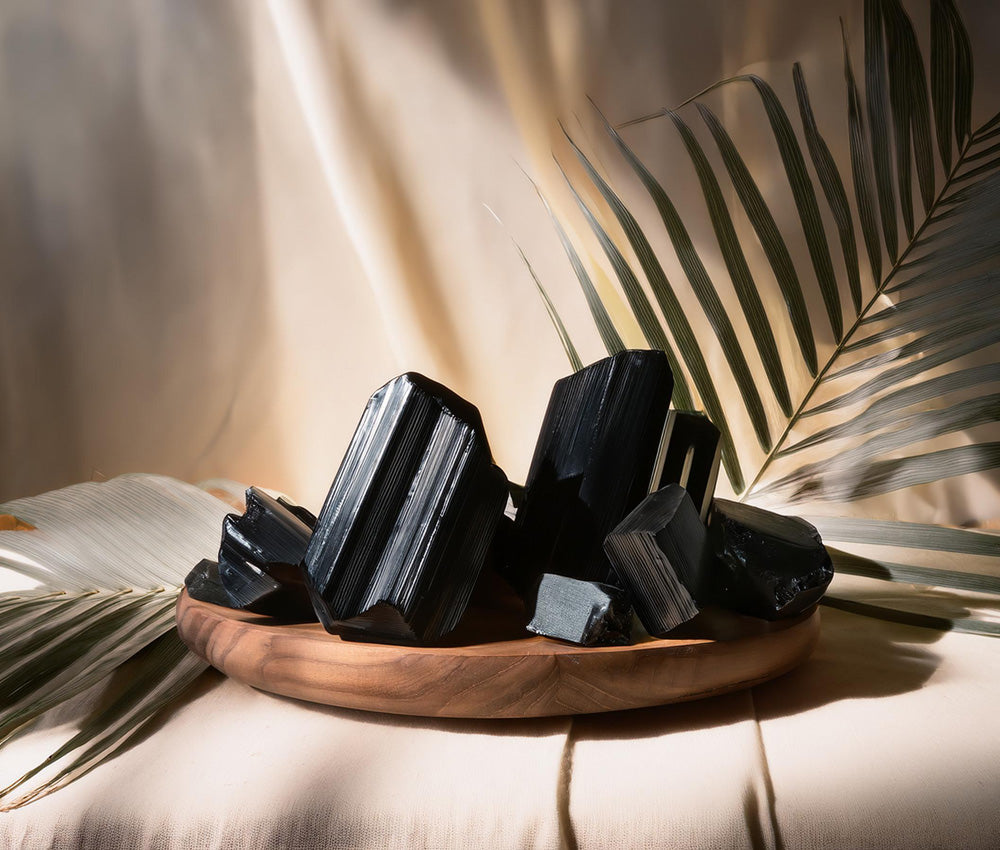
[707,499,833,620]
[510,350,674,590]
[188,353,833,647]
[304,373,508,643]
[185,486,315,619]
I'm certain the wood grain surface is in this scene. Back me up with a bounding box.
[175,589,820,718]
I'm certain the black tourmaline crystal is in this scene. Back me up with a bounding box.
[511,350,674,590]
[527,573,633,646]
[603,484,710,635]
[304,373,508,644]
[707,500,834,620]
[214,486,315,618]
[184,558,232,608]
[658,411,721,522]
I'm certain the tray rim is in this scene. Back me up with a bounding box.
[176,588,821,718]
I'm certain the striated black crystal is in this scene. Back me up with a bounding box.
[527,573,633,646]
[511,350,674,590]
[216,487,315,618]
[603,484,710,635]
[707,499,834,620]
[304,373,508,644]
[184,558,232,608]
[658,411,721,522]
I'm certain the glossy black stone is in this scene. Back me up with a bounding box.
[305,373,508,644]
[707,499,834,620]
[527,573,633,646]
[603,484,710,635]
[511,350,674,590]
[216,487,314,618]
[184,558,232,608]
[658,411,721,522]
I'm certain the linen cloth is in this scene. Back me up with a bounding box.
[2,0,999,523]
[1,606,998,849]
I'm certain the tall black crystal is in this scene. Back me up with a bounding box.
[304,373,508,643]
[216,486,314,618]
[658,411,721,522]
[510,350,674,590]
[707,499,834,620]
[527,573,633,646]
[603,484,710,635]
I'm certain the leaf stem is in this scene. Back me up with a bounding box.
[740,132,976,499]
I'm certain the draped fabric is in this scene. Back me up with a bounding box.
[2,601,999,848]
[2,0,999,521]
[2,2,1000,846]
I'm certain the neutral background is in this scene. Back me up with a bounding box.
[1,0,999,521]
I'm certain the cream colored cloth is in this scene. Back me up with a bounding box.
[2,0,999,524]
[1,607,998,849]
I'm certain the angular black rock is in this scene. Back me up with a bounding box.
[603,484,710,636]
[511,350,674,590]
[527,573,633,646]
[184,558,232,608]
[304,373,508,644]
[707,499,834,620]
[215,486,315,618]
[658,411,721,522]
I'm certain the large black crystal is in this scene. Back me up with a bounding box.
[510,350,674,590]
[304,373,508,644]
[603,484,710,635]
[707,499,834,620]
[215,487,315,618]
[527,573,633,646]
[658,411,721,522]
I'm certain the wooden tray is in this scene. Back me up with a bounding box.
[176,587,820,718]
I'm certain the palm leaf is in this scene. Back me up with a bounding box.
[528,183,626,357]
[542,0,1000,631]
[488,205,583,372]
[841,20,884,286]
[0,475,233,807]
[1,631,207,810]
[566,120,773,452]
[697,103,819,375]
[793,62,863,313]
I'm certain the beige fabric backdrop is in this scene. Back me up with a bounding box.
[2,0,998,525]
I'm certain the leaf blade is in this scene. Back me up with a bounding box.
[558,159,744,488]
[793,61,863,314]
[697,103,818,375]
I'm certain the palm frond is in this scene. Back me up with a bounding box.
[0,630,207,810]
[0,475,232,807]
[540,0,999,630]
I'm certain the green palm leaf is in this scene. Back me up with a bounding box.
[543,0,1000,630]
[565,120,774,451]
[0,475,234,807]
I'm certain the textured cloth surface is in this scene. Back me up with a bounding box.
[1,607,999,849]
[2,0,1000,528]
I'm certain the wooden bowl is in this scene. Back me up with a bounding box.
[176,588,819,719]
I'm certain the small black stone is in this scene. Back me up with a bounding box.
[305,373,508,644]
[527,573,633,646]
[658,411,721,522]
[184,558,231,608]
[603,484,710,636]
[511,350,674,590]
[707,499,834,620]
[216,487,314,618]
